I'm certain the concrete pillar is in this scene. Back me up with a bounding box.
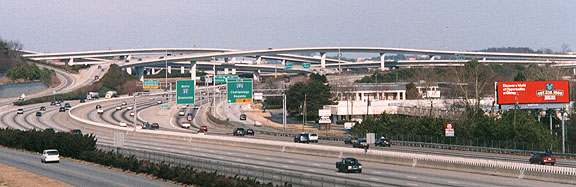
[232,68,236,75]
[151,68,156,74]
[127,55,132,60]
[282,59,286,65]
[126,67,132,75]
[146,69,151,75]
[135,67,145,81]
[380,53,386,71]
[167,66,172,74]
[180,66,185,74]
[402,92,406,100]
[320,52,326,74]
[224,68,229,74]
[190,62,197,80]
[253,71,260,81]
[256,56,262,64]
[397,92,401,100]
[68,58,74,66]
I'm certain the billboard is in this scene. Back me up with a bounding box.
[497,81,569,104]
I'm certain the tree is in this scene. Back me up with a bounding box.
[286,74,334,120]
[451,60,496,110]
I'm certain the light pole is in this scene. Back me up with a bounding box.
[212,57,216,117]
[165,50,168,90]
[562,108,566,153]
[133,95,137,132]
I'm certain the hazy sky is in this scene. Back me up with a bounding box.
[1,1,575,53]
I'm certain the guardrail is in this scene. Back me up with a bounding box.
[97,144,368,187]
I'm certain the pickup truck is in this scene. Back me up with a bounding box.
[336,158,362,173]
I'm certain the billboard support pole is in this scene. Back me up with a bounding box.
[550,111,553,135]
[562,109,566,153]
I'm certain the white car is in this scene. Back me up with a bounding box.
[149,97,155,100]
[119,121,127,127]
[127,106,133,110]
[130,112,135,116]
[308,133,319,143]
[97,108,104,114]
[121,101,127,106]
[157,100,162,104]
[136,124,143,129]
[116,106,122,110]
[41,149,59,163]
[181,121,191,128]
[17,109,24,114]
[179,111,185,116]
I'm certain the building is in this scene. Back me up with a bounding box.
[332,83,407,101]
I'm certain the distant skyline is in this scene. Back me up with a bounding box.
[1,1,574,53]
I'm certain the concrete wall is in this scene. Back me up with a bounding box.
[0,81,48,98]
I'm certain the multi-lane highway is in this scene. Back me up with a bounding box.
[0,93,574,186]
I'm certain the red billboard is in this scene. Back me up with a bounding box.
[497,81,570,104]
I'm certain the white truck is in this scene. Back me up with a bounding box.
[87,92,99,100]
[18,94,25,101]
[105,91,117,99]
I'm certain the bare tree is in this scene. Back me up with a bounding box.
[561,43,571,54]
[452,60,496,110]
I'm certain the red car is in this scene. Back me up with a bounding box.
[200,126,208,132]
[529,153,556,165]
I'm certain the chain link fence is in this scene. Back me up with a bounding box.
[97,144,370,187]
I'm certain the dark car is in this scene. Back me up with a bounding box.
[69,129,82,135]
[151,123,160,129]
[44,128,55,133]
[352,139,369,149]
[79,99,86,103]
[530,153,556,165]
[96,104,102,109]
[336,158,362,173]
[375,137,391,147]
[36,112,42,117]
[50,101,57,106]
[240,114,247,120]
[294,133,310,143]
[233,128,245,136]
[344,136,359,144]
[200,125,208,132]
[40,106,46,111]
[245,129,254,136]
[65,103,72,109]
[59,107,66,112]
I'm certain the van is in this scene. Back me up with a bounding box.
[294,133,309,143]
[308,133,318,143]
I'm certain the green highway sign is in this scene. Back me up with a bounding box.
[143,80,158,89]
[227,79,253,103]
[176,80,195,104]
[285,62,293,69]
[302,63,311,69]
[215,75,239,83]
[161,104,168,110]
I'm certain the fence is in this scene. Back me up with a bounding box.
[97,144,370,187]
[396,106,462,119]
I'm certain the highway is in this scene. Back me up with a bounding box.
[0,146,176,186]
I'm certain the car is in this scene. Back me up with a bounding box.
[151,123,159,129]
[233,128,245,136]
[180,121,191,128]
[193,105,199,109]
[97,65,102,69]
[41,149,60,163]
[56,102,62,107]
[64,103,71,109]
[308,133,318,143]
[352,139,369,149]
[197,130,206,135]
[59,107,66,112]
[187,113,193,121]
[119,121,127,127]
[375,137,391,147]
[69,129,82,135]
[181,104,188,109]
[149,97,155,100]
[96,104,102,109]
[17,108,24,114]
[245,129,255,136]
[97,108,104,114]
[179,111,186,116]
[240,114,247,120]
[130,112,135,116]
[40,106,46,111]
[530,153,556,165]
[294,133,310,143]
[336,158,362,173]
[116,105,122,110]
[127,106,133,110]
[344,136,359,144]
[200,125,208,132]
[44,128,55,133]
[122,101,127,106]
[80,98,86,103]
[36,112,42,117]
[50,101,56,106]
[94,75,99,80]
[157,100,162,104]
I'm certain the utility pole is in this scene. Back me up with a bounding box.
[165,50,168,90]
[302,94,307,132]
[283,93,286,133]
[212,57,216,117]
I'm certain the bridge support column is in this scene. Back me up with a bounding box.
[168,66,172,74]
[126,67,133,75]
[135,67,145,81]
[68,58,74,66]
[256,56,262,64]
[380,53,386,71]
[232,68,236,75]
[190,62,197,80]
[224,68,229,74]
[320,52,326,75]
[151,68,156,74]
[181,66,185,74]
[253,70,261,81]
[146,69,151,75]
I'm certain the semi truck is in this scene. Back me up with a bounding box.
[87,92,99,100]
[105,91,117,98]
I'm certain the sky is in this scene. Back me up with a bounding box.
[0,1,575,53]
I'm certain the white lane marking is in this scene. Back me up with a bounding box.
[264,157,271,160]
[407,183,418,186]
[447,181,459,184]
[169,117,179,129]
[288,160,295,163]
[406,175,418,179]
[373,171,382,174]
[307,169,315,172]
[370,177,380,181]
[282,165,289,168]
[313,163,320,166]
